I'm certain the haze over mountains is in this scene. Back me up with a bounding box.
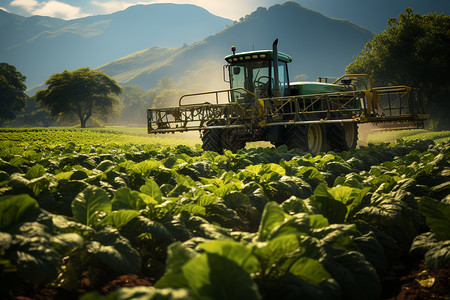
[0,3,232,87]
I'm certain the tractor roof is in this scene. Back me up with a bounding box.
[224,50,292,64]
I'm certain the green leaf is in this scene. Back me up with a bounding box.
[51,233,84,255]
[121,216,174,246]
[156,242,198,289]
[88,228,140,274]
[9,235,60,285]
[324,251,380,300]
[28,175,52,197]
[253,235,323,279]
[96,160,116,172]
[257,202,287,242]
[261,273,336,300]
[313,184,347,224]
[354,232,389,275]
[267,213,311,240]
[71,185,111,226]
[131,160,161,178]
[355,197,416,244]
[419,197,450,240]
[113,187,157,211]
[100,210,140,229]
[0,194,40,232]
[25,164,46,180]
[200,240,260,273]
[424,241,450,270]
[289,257,331,285]
[140,179,163,203]
[182,253,261,300]
[410,232,441,257]
[309,214,329,229]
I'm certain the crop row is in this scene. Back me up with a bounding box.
[0,138,449,299]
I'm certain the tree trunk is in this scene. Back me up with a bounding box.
[76,101,92,128]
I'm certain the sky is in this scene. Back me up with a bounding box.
[0,0,449,32]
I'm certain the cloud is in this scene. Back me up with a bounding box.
[10,0,39,12]
[33,1,87,19]
[10,0,88,19]
[0,6,11,12]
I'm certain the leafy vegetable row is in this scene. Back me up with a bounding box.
[0,139,448,299]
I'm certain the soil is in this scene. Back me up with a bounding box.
[6,261,449,299]
[382,261,450,300]
[101,274,153,294]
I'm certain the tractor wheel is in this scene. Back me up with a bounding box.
[327,122,358,151]
[202,120,224,154]
[286,123,325,155]
[222,132,246,152]
[222,120,246,152]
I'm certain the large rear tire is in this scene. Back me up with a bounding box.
[327,122,358,151]
[202,120,224,154]
[286,123,325,155]
[222,132,246,152]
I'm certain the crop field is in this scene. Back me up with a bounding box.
[0,127,449,300]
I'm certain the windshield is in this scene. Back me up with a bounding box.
[228,60,289,104]
[229,60,269,103]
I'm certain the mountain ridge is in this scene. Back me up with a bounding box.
[0,3,232,88]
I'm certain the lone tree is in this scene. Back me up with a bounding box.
[0,63,27,123]
[36,68,123,128]
[346,9,450,129]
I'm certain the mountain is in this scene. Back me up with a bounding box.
[0,4,232,88]
[98,2,375,90]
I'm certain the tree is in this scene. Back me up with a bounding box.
[36,68,123,128]
[0,63,27,123]
[346,9,450,129]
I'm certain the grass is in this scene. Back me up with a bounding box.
[365,129,450,145]
[0,127,201,148]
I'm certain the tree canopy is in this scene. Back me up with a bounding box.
[0,63,27,123]
[346,9,450,129]
[36,68,123,128]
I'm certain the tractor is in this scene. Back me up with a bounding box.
[148,39,428,154]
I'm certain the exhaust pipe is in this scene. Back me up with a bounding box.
[272,39,281,97]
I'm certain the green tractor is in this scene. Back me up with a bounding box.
[148,40,427,154]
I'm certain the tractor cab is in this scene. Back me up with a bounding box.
[224,40,351,105]
[224,45,292,104]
